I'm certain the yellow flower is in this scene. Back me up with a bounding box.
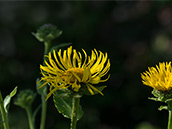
[141,62,172,92]
[39,46,110,100]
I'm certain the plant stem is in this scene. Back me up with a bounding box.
[167,101,172,129]
[70,96,80,129]
[26,107,35,129]
[40,88,47,129]
[44,42,51,56]
[168,110,172,129]
[0,92,9,129]
[40,41,50,129]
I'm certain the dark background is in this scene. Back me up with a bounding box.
[0,1,172,129]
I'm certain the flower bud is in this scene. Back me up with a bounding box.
[14,90,36,109]
[32,24,62,42]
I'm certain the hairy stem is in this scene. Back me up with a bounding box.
[70,96,80,129]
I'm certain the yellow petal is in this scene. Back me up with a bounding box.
[81,49,87,68]
[89,76,101,84]
[72,80,81,92]
[67,46,73,67]
[53,50,66,71]
[87,83,104,96]
[71,70,81,82]
[86,84,94,95]
[82,67,91,82]
[100,74,110,82]
[45,87,58,101]
[58,49,68,69]
[40,65,56,75]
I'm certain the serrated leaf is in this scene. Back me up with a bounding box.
[50,43,72,52]
[4,86,17,113]
[53,91,83,120]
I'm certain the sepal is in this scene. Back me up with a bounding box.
[148,97,162,102]
[150,89,172,111]
[79,85,107,96]
[158,105,168,111]
[150,89,172,103]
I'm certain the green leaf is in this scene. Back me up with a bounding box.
[53,90,83,120]
[4,86,17,112]
[50,43,72,52]
[10,87,17,97]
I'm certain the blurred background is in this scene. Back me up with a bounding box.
[0,1,172,129]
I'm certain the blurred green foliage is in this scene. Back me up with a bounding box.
[134,122,160,129]
[1,1,172,129]
[32,24,62,43]
[14,89,36,109]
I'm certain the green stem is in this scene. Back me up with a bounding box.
[167,101,172,129]
[70,96,80,129]
[26,107,35,129]
[0,92,9,129]
[40,88,47,129]
[168,110,172,129]
[40,41,50,129]
[44,42,51,55]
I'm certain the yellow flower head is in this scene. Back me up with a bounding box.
[141,62,172,92]
[39,46,110,100]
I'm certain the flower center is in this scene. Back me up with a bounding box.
[62,68,84,83]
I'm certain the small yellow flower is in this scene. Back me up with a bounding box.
[141,62,172,92]
[39,46,110,100]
